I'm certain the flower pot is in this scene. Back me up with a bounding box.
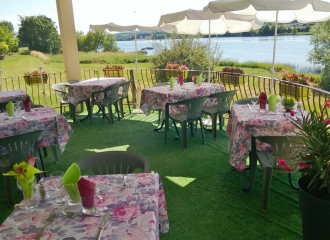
[298,177,330,240]
[283,105,293,112]
[221,74,244,86]
[165,70,188,79]
[103,69,124,77]
[24,74,48,86]
[280,84,309,100]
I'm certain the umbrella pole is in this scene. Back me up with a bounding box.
[0,67,2,91]
[39,66,47,106]
[133,28,142,113]
[271,10,279,95]
[208,20,211,83]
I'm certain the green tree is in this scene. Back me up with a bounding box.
[151,34,222,80]
[0,25,18,52]
[93,30,106,52]
[82,31,95,52]
[304,24,311,32]
[18,15,61,54]
[103,33,119,52]
[76,31,85,51]
[0,20,14,33]
[308,20,330,90]
[293,27,298,35]
[0,42,9,55]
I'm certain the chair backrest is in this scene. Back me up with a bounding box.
[67,80,80,84]
[0,130,44,173]
[76,151,150,175]
[152,82,169,87]
[92,84,121,104]
[119,80,131,98]
[256,136,305,172]
[208,90,237,113]
[0,102,7,113]
[52,83,69,102]
[170,96,208,121]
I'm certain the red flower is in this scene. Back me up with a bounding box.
[14,167,24,174]
[325,99,330,108]
[27,155,36,167]
[324,119,330,125]
[290,110,295,116]
[278,158,286,167]
[298,162,309,168]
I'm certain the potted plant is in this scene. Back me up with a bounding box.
[103,64,125,77]
[280,73,310,100]
[165,63,188,79]
[281,97,295,112]
[281,101,330,240]
[221,67,245,86]
[24,70,48,86]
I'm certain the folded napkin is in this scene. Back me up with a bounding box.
[268,94,277,112]
[23,97,31,112]
[178,75,184,86]
[259,92,267,109]
[5,102,14,117]
[96,70,100,79]
[197,73,203,86]
[62,163,81,202]
[169,77,175,89]
[78,177,95,208]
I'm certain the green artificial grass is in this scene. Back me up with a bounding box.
[0,107,302,239]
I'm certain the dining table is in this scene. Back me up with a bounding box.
[0,172,169,240]
[0,89,32,104]
[226,104,305,172]
[0,106,73,155]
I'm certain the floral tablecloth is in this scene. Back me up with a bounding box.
[0,90,31,104]
[0,173,169,240]
[67,77,127,106]
[0,106,73,153]
[226,104,302,172]
[140,82,224,116]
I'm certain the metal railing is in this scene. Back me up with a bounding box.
[1,69,329,115]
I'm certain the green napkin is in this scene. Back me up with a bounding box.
[268,94,277,112]
[96,70,100,79]
[6,102,14,117]
[197,73,203,86]
[62,163,81,202]
[169,77,174,89]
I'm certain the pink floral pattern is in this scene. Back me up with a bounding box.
[0,106,72,152]
[67,77,126,106]
[140,82,224,116]
[226,104,301,171]
[0,173,168,240]
[0,90,32,104]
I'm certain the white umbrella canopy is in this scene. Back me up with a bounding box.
[157,9,263,82]
[204,0,330,92]
[90,22,159,111]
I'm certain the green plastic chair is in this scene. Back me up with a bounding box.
[245,136,304,212]
[152,82,169,125]
[0,130,46,206]
[201,90,237,139]
[0,102,7,112]
[165,96,208,148]
[90,84,121,124]
[76,151,150,174]
[117,81,132,118]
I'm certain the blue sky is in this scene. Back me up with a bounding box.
[1,0,213,33]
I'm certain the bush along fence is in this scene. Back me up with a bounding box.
[1,68,329,117]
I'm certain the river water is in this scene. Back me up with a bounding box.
[116,35,321,74]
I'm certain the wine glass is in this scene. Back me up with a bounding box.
[276,96,283,114]
[95,181,108,213]
[251,95,258,111]
[14,100,23,116]
[50,171,66,206]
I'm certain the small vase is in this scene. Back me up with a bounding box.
[284,105,293,112]
[16,176,37,211]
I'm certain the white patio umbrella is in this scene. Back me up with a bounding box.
[157,8,263,82]
[204,0,330,93]
[90,22,159,111]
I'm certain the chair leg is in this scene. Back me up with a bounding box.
[173,120,180,140]
[107,104,114,124]
[114,102,121,121]
[212,114,217,139]
[60,102,63,114]
[199,117,205,144]
[126,97,131,114]
[90,104,94,125]
[70,104,77,124]
[51,145,59,164]
[245,136,257,191]
[3,166,13,206]
[42,147,48,156]
[262,167,273,212]
[182,121,187,148]
[158,110,161,125]
[219,114,224,130]
[37,148,47,178]
[119,99,125,118]
[189,122,194,137]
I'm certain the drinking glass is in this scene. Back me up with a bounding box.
[50,171,66,206]
[251,96,258,111]
[276,96,283,114]
[95,181,108,213]
[14,100,23,116]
